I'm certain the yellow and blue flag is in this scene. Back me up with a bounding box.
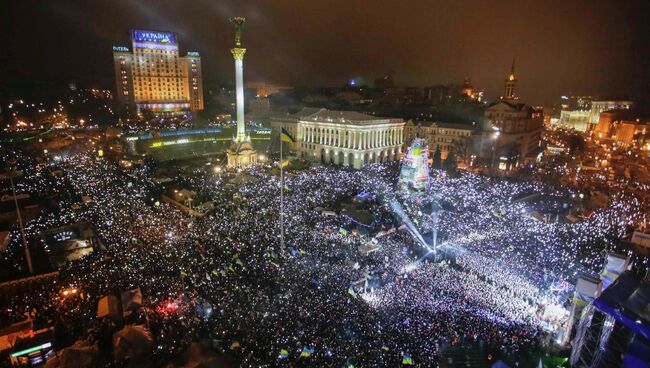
[402,353,414,365]
[279,349,289,359]
[281,127,296,143]
[300,347,315,358]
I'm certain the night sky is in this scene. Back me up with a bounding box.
[1,0,648,104]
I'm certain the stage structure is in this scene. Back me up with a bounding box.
[562,275,602,345]
[570,271,650,367]
[399,138,430,191]
[226,17,257,168]
[564,253,630,346]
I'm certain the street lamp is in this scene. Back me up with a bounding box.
[0,170,33,274]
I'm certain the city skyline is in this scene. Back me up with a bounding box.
[1,3,650,366]
[1,0,649,105]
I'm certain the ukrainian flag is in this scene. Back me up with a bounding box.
[300,347,315,357]
[278,349,289,359]
[281,127,296,143]
[402,353,414,365]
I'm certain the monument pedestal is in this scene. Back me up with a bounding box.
[227,140,257,168]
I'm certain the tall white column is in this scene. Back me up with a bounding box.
[234,57,245,141]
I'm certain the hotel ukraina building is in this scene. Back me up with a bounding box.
[113,30,203,116]
[272,108,405,169]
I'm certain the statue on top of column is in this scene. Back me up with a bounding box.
[229,17,246,46]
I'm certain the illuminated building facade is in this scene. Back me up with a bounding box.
[480,61,543,169]
[113,30,204,117]
[556,97,633,132]
[595,110,650,148]
[558,109,591,132]
[271,108,405,169]
[588,100,634,126]
[403,120,474,161]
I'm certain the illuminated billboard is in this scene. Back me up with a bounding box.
[133,30,176,44]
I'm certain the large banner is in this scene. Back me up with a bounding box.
[601,253,629,289]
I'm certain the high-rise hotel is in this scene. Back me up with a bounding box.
[113,30,203,116]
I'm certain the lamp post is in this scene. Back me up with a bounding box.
[0,170,33,274]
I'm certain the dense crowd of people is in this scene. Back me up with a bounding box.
[0,143,646,366]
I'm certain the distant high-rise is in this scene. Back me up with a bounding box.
[112,29,204,117]
[502,58,518,101]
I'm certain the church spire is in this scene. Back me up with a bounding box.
[502,57,518,100]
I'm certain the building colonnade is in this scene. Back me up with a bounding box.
[299,125,403,149]
[297,123,404,169]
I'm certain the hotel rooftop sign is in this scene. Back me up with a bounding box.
[132,30,176,44]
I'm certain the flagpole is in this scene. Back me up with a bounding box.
[280,133,284,248]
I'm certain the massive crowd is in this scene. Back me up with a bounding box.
[0,143,647,366]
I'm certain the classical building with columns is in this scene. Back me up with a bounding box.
[271,108,405,169]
